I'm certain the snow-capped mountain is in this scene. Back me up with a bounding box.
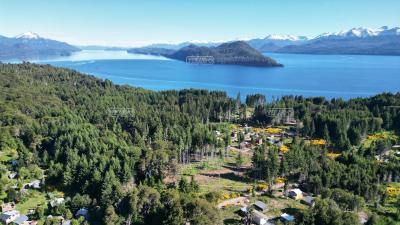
[264,34,309,41]
[315,26,400,40]
[278,26,400,55]
[0,32,80,60]
[15,31,42,39]
[246,35,308,52]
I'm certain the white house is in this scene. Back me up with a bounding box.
[252,210,268,225]
[25,180,41,189]
[1,202,16,212]
[0,210,20,224]
[13,215,29,225]
[288,188,303,200]
[50,198,65,208]
[8,172,17,179]
[62,220,71,225]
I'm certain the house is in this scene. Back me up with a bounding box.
[283,131,296,137]
[49,198,65,208]
[252,210,268,225]
[254,201,267,212]
[255,137,263,145]
[8,172,17,179]
[239,207,248,216]
[0,210,20,224]
[301,196,315,206]
[281,213,295,222]
[244,133,252,142]
[284,120,297,126]
[25,180,41,189]
[239,142,250,149]
[76,208,89,219]
[62,220,71,225]
[231,132,237,139]
[288,188,303,200]
[1,202,16,212]
[13,215,29,225]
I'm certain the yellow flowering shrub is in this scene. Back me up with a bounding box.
[386,186,400,197]
[275,177,286,184]
[327,152,341,159]
[222,192,241,200]
[266,128,282,134]
[256,183,268,191]
[280,145,289,153]
[367,133,388,140]
[311,139,327,145]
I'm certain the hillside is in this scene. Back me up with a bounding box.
[127,47,175,55]
[1,64,399,225]
[0,32,80,60]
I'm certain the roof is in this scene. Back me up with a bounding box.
[14,215,29,225]
[252,210,268,225]
[76,208,89,217]
[62,220,71,225]
[303,196,314,203]
[281,213,295,222]
[50,198,65,207]
[289,188,302,195]
[1,210,19,218]
[254,201,267,210]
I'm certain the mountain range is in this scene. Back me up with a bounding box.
[0,32,80,60]
[129,26,400,56]
[1,26,400,61]
[277,26,400,55]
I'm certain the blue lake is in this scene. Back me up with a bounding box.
[39,50,400,101]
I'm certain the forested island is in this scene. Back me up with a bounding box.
[0,63,399,225]
[128,41,283,67]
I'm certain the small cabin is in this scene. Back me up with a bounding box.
[1,202,16,212]
[252,210,268,225]
[301,196,315,206]
[254,201,267,212]
[239,207,248,216]
[8,172,17,179]
[288,188,303,200]
[49,198,65,208]
[13,215,29,225]
[62,220,71,225]
[0,210,20,224]
[25,180,41,189]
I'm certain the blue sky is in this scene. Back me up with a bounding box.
[0,0,399,46]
